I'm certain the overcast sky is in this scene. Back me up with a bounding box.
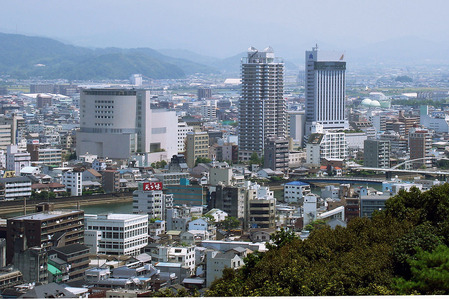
[1,0,448,59]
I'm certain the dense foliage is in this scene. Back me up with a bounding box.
[206,184,449,296]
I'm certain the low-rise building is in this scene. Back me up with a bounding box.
[0,177,32,201]
[283,181,310,203]
[84,214,148,256]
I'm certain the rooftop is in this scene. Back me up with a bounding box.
[11,210,82,221]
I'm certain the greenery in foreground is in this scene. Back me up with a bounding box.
[205,184,449,296]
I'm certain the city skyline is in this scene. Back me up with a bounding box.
[1,0,449,64]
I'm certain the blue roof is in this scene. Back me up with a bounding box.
[286,181,310,186]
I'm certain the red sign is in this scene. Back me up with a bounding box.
[143,182,163,191]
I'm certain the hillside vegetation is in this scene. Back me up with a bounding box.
[206,184,449,296]
[0,33,217,80]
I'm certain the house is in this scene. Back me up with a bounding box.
[249,228,275,243]
[82,168,102,183]
[204,208,228,222]
[180,230,211,245]
[205,248,247,287]
[256,168,284,179]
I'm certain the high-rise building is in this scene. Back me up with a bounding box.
[197,87,212,100]
[77,88,178,160]
[238,47,286,161]
[305,45,348,133]
[364,139,390,168]
[409,127,432,168]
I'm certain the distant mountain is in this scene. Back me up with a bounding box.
[159,49,299,75]
[0,32,217,80]
[158,48,221,67]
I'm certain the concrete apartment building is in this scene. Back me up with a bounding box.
[27,142,62,166]
[263,136,289,172]
[409,127,432,168]
[0,176,32,201]
[77,88,178,161]
[363,139,391,168]
[61,169,83,196]
[177,122,193,153]
[245,182,276,229]
[185,131,209,168]
[7,209,85,264]
[132,189,173,220]
[238,47,286,161]
[306,131,347,166]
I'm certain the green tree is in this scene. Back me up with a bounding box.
[394,245,449,295]
[195,157,211,166]
[219,216,240,230]
[151,160,167,169]
[304,219,328,232]
[249,152,263,165]
[392,222,443,278]
[267,228,298,250]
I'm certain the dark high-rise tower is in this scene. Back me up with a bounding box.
[238,47,286,161]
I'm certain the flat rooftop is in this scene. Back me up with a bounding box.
[88,213,148,221]
[11,210,82,221]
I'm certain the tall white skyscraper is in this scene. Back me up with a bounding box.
[305,45,348,133]
[238,47,286,161]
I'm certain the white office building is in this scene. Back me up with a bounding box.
[238,47,286,161]
[77,89,178,161]
[305,46,348,134]
[84,214,148,256]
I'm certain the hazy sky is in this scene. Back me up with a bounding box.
[1,0,449,59]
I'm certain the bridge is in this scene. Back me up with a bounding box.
[294,177,385,184]
[354,167,449,179]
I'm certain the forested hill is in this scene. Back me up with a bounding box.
[205,184,449,296]
[0,32,217,80]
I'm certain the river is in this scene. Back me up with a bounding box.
[1,182,381,219]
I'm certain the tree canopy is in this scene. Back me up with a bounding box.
[206,184,449,296]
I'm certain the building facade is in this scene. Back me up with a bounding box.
[364,139,390,168]
[305,46,348,133]
[263,137,289,172]
[7,209,85,264]
[185,132,209,168]
[409,127,432,168]
[132,189,173,220]
[61,169,83,196]
[84,214,148,256]
[77,88,178,160]
[238,47,286,161]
